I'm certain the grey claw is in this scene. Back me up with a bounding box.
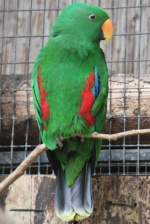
[59,136,64,141]
[56,138,63,148]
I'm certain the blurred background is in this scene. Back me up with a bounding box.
[0,0,150,223]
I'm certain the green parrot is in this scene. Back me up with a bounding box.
[32,3,113,222]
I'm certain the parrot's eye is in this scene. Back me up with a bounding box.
[89,14,96,21]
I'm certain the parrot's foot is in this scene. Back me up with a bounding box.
[73,133,83,138]
[72,134,85,142]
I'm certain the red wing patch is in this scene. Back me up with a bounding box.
[37,67,50,121]
[79,73,95,126]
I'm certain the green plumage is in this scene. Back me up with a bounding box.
[32,3,109,187]
[32,3,111,221]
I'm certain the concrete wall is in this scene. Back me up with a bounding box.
[0,175,150,224]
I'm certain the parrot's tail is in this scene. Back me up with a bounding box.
[55,162,93,222]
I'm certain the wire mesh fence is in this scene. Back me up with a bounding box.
[0,0,150,176]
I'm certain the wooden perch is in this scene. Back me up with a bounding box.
[91,129,150,141]
[0,144,47,194]
[1,128,150,194]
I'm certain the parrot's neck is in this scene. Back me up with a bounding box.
[49,35,100,59]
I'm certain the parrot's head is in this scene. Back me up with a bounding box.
[52,3,113,55]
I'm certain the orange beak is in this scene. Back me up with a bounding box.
[102,19,113,42]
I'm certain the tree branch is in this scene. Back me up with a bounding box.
[0,144,47,194]
[91,129,150,141]
[1,128,150,194]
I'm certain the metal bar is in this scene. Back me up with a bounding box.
[0,0,5,131]
[108,0,115,175]
[122,0,128,175]
[137,0,142,175]
[0,5,150,13]
[10,209,44,212]
[10,117,15,172]
[2,149,150,164]
[1,59,150,65]
[1,32,150,39]
[106,200,137,208]
[10,0,19,173]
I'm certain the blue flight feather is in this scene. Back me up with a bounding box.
[92,67,101,98]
